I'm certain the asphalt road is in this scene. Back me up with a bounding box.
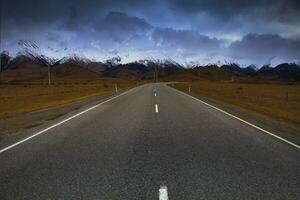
[0,83,299,199]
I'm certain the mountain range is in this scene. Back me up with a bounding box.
[1,51,300,82]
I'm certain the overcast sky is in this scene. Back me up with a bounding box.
[1,0,300,66]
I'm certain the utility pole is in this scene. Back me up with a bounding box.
[0,52,2,84]
[156,67,158,82]
[0,54,2,85]
[0,6,2,85]
[47,65,51,85]
[153,64,158,83]
[0,9,4,84]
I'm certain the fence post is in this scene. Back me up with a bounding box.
[115,83,118,93]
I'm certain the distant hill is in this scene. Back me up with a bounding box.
[0,51,11,71]
[0,54,47,82]
[166,62,300,82]
[51,62,101,80]
[194,65,248,81]
[103,63,142,79]
[103,59,183,79]
[256,63,300,81]
[190,63,299,81]
[220,63,241,73]
[242,65,257,75]
[221,63,258,75]
[164,64,248,82]
[85,62,108,75]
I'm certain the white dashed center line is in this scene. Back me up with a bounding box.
[155,92,157,97]
[155,104,159,113]
[159,185,169,200]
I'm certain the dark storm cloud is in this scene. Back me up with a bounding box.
[3,0,300,31]
[165,0,300,38]
[227,34,300,63]
[2,0,152,25]
[166,0,300,20]
[63,7,80,31]
[96,12,153,43]
[102,12,152,32]
[152,28,222,52]
[166,0,253,20]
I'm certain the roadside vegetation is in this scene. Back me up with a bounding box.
[171,81,300,125]
[0,78,140,119]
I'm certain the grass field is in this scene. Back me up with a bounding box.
[172,81,300,125]
[0,78,140,119]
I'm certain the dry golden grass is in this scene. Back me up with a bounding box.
[0,78,140,119]
[173,81,300,125]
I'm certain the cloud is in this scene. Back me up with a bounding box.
[63,6,80,31]
[152,28,222,52]
[166,0,253,20]
[2,1,300,65]
[102,12,152,31]
[46,32,61,42]
[227,34,300,64]
[166,0,300,21]
[165,0,300,38]
[96,11,153,43]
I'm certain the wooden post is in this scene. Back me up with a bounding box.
[115,83,118,93]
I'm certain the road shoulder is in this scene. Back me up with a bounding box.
[0,89,128,149]
[168,84,300,147]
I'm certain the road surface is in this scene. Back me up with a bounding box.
[0,83,299,199]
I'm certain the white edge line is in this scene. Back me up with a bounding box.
[0,87,138,154]
[159,185,169,200]
[155,104,159,113]
[171,86,300,150]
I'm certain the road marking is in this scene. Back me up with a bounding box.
[155,104,159,113]
[171,87,300,150]
[0,87,139,154]
[155,92,157,97]
[159,185,169,200]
